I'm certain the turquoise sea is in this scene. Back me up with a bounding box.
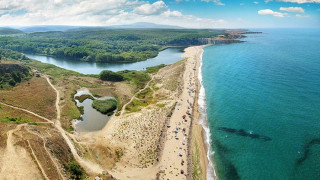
[201,29,320,180]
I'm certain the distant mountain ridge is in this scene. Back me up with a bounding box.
[18,25,78,33]
[110,22,183,29]
[0,27,23,35]
[0,23,184,33]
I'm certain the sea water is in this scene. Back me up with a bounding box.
[201,29,320,180]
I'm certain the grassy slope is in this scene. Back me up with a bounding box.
[0,76,56,119]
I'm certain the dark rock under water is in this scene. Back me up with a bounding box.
[296,138,320,166]
[213,139,240,180]
[217,127,272,142]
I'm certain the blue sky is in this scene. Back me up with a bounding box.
[164,0,320,28]
[0,0,319,28]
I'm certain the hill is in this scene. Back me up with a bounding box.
[0,62,32,88]
[0,28,227,63]
[0,27,23,35]
[110,22,183,29]
[18,25,78,33]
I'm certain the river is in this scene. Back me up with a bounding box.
[25,48,184,74]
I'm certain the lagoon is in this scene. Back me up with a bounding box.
[74,89,114,132]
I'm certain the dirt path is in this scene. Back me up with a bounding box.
[25,127,66,180]
[0,75,103,177]
[27,140,50,180]
[45,77,61,121]
[0,124,43,179]
[45,76,103,174]
[0,102,53,124]
[120,76,154,115]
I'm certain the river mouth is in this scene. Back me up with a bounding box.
[74,89,115,132]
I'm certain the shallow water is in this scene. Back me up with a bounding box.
[202,29,320,180]
[25,48,184,74]
[74,89,114,132]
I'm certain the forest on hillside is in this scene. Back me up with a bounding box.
[0,29,226,63]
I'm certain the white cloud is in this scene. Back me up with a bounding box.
[296,14,309,17]
[258,9,288,17]
[277,0,320,3]
[200,0,225,6]
[0,0,228,28]
[280,7,305,12]
[254,1,259,4]
[105,9,228,29]
[133,1,168,15]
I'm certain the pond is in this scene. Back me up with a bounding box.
[25,48,184,74]
[74,89,115,132]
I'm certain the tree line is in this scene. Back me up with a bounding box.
[0,29,225,63]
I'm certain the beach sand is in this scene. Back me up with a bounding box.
[77,46,211,180]
[157,46,208,180]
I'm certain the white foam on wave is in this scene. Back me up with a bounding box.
[198,48,217,180]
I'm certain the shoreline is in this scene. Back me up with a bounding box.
[76,45,217,180]
[186,45,217,180]
[195,46,217,180]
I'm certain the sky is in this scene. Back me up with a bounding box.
[0,0,319,28]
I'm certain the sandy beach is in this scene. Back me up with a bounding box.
[157,46,208,180]
[76,46,211,180]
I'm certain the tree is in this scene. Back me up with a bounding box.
[99,70,124,82]
[68,161,85,180]
[9,79,16,86]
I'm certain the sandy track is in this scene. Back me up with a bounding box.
[27,139,50,180]
[0,102,53,124]
[0,124,43,179]
[25,127,66,180]
[45,76,103,174]
[120,75,154,115]
[0,75,103,179]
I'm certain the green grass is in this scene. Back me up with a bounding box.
[125,98,149,112]
[26,59,81,79]
[92,99,117,115]
[145,64,166,74]
[136,87,153,99]
[0,116,37,125]
[75,94,94,103]
[78,106,84,115]
[118,70,151,89]
[156,104,165,108]
[68,160,86,180]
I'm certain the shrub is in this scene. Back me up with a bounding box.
[75,94,94,103]
[146,64,166,74]
[68,161,85,180]
[8,79,16,86]
[99,70,124,82]
[92,99,117,115]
